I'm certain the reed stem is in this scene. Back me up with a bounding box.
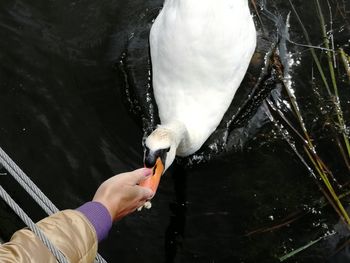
[315,0,350,161]
[339,48,350,82]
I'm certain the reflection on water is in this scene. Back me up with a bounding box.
[0,0,350,262]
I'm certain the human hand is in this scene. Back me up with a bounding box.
[93,168,154,221]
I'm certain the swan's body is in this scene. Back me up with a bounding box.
[144,0,256,174]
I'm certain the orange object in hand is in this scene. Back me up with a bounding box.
[139,157,164,193]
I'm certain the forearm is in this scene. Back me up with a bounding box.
[0,209,99,263]
[0,167,151,262]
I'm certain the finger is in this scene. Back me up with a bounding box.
[127,168,153,185]
[135,185,154,200]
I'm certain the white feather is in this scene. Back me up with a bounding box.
[146,0,256,170]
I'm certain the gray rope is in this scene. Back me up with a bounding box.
[0,147,58,215]
[0,147,107,263]
[0,185,69,263]
[95,254,107,263]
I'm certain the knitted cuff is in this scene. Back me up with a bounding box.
[76,201,112,242]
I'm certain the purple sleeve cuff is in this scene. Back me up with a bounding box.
[76,201,112,242]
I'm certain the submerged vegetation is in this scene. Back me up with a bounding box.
[252,0,350,260]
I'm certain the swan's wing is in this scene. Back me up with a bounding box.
[178,32,282,166]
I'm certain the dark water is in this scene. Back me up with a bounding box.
[0,0,350,262]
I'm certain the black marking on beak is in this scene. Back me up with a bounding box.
[144,146,170,169]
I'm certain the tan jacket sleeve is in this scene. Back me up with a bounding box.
[0,210,98,263]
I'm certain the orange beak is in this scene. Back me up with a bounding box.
[139,157,165,193]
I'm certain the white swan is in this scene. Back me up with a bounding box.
[140,0,256,192]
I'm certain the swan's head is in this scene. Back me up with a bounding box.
[144,128,177,172]
[139,127,178,193]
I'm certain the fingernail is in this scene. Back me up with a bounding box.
[147,190,155,199]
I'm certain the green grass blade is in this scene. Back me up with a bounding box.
[339,48,350,82]
[315,0,350,161]
[288,0,332,96]
[279,233,335,262]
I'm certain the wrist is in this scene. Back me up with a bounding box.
[76,201,113,242]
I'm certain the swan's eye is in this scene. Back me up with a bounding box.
[144,147,170,168]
